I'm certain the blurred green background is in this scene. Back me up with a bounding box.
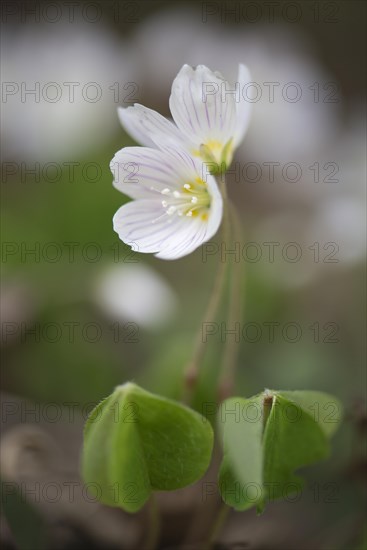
[1,0,366,548]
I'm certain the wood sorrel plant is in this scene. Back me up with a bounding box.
[82,64,342,545]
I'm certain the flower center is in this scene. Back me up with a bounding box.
[192,138,234,173]
[160,177,211,221]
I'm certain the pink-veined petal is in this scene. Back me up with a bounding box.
[118,103,188,149]
[169,64,237,147]
[113,199,183,255]
[113,198,221,260]
[111,146,187,199]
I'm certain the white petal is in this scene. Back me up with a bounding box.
[113,199,176,254]
[233,64,252,147]
[169,64,237,146]
[113,199,194,256]
[110,146,189,199]
[155,217,208,260]
[118,103,188,149]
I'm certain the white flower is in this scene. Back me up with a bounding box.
[111,145,223,260]
[118,64,252,170]
[111,63,251,260]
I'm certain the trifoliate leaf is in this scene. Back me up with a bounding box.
[82,382,214,512]
[218,390,342,513]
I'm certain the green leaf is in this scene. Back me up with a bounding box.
[218,395,264,511]
[278,390,342,438]
[218,390,342,512]
[82,382,214,512]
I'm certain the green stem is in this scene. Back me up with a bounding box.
[144,494,160,550]
[218,201,243,401]
[182,177,230,405]
[204,502,231,550]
